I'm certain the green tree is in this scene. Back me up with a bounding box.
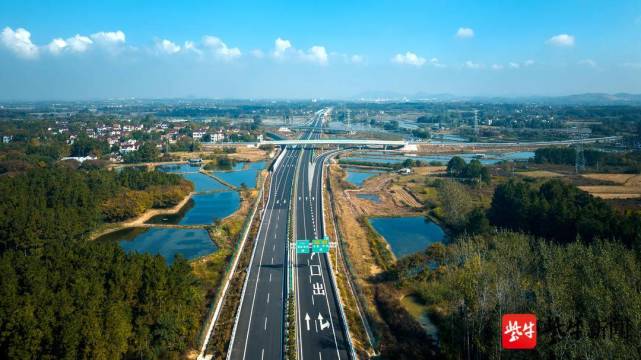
[446,156,466,176]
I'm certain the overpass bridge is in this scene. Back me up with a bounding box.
[259,139,406,147]
[257,136,620,148]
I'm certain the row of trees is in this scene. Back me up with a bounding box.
[535,146,641,172]
[446,156,491,184]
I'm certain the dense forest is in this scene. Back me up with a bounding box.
[0,165,202,358]
[397,232,641,359]
[534,146,641,173]
[489,179,641,248]
[391,177,641,359]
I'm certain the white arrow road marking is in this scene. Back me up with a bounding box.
[305,313,311,331]
[318,313,330,331]
[310,252,316,260]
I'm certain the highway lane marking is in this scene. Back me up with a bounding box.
[269,273,272,282]
[318,253,342,359]
[261,349,264,360]
[267,293,270,304]
[264,317,268,330]
[271,257,274,264]
[238,151,295,359]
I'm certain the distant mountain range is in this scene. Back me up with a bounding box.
[351,92,641,105]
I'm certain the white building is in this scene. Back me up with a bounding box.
[192,131,206,141]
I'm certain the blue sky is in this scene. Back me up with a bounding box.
[1,0,640,100]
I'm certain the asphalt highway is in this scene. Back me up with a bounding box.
[228,109,351,360]
[294,117,351,360]
[227,146,300,360]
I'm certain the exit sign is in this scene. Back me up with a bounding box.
[312,239,330,253]
[296,240,310,254]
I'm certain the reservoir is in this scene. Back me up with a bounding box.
[355,193,381,203]
[369,216,445,257]
[146,191,240,225]
[98,227,217,265]
[212,160,265,188]
[345,168,385,187]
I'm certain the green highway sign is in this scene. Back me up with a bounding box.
[296,240,310,254]
[312,239,330,253]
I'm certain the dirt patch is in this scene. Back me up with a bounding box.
[578,173,641,199]
[582,173,641,185]
[518,170,564,178]
[90,191,195,239]
[329,165,384,277]
[175,146,269,162]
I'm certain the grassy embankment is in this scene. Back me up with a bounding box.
[199,171,269,358]
[188,173,263,354]
[327,161,505,357]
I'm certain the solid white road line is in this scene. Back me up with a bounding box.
[239,151,295,359]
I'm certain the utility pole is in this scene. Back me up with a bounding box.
[574,126,588,173]
[473,109,479,136]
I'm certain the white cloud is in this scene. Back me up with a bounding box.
[156,39,181,54]
[524,59,535,66]
[203,36,241,60]
[273,37,292,57]
[428,57,446,68]
[491,64,504,70]
[46,30,125,56]
[456,27,475,39]
[546,34,575,47]
[508,62,520,69]
[47,38,67,55]
[578,59,597,67]
[183,40,202,55]
[1,27,39,59]
[464,60,483,69]
[66,34,93,53]
[392,51,426,67]
[269,38,332,65]
[90,30,126,44]
[303,45,328,65]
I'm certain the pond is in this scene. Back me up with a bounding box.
[97,227,217,265]
[212,160,266,188]
[369,216,445,257]
[355,193,381,203]
[156,163,200,173]
[345,169,385,187]
[146,191,240,225]
[182,172,228,192]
